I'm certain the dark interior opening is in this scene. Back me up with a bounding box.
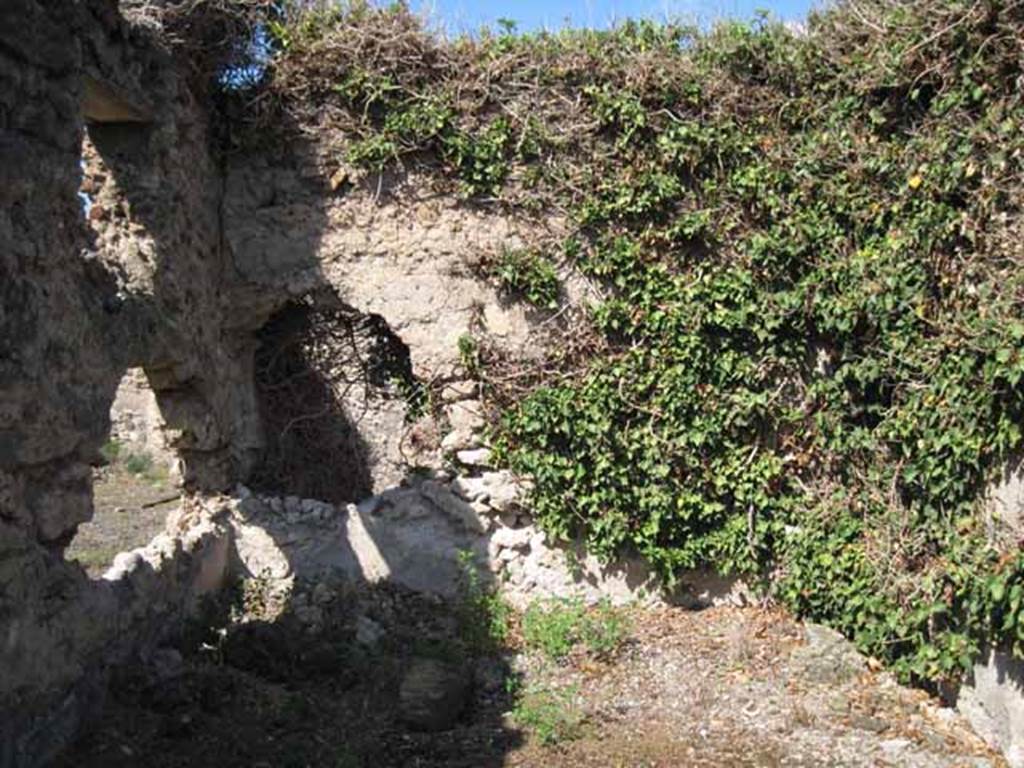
[250,295,418,503]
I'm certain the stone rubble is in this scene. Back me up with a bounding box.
[223,472,673,610]
[398,658,471,732]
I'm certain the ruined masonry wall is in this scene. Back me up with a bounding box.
[0,2,248,765]
[4,2,1024,767]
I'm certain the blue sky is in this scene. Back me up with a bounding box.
[414,0,823,33]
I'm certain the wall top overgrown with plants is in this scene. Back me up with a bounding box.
[226,0,1024,689]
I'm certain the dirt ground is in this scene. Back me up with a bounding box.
[57,575,1002,768]
[56,462,1002,767]
[65,464,180,576]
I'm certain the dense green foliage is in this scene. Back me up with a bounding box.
[260,0,1024,686]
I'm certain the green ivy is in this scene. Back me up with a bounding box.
[494,248,560,309]
[265,0,1024,687]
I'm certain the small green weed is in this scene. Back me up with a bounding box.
[522,598,630,660]
[99,439,122,464]
[457,333,481,376]
[125,451,171,486]
[580,600,632,657]
[456,550,512,652]
[522,598,585,659]
[123,452,153,476]
[104,443,168,485]
[510,682,583,746]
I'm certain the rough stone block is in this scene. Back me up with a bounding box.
[958,649,1024,767]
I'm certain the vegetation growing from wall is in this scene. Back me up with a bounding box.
[243,0,1024,688]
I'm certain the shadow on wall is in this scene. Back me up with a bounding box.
[251,289,428,503]
[955,647,1024,765]
[247,295,418,504]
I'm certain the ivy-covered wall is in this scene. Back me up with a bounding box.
[247,0,1024,687]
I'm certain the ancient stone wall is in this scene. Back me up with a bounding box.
[0,3,563,760]
[5,3,1024,767]
[1,0,118,552]
[221,155,567,491]
[0,3,243,764]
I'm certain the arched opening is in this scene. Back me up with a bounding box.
[249,294,423,503]
[65,367,182,576]
[64,99,182,576]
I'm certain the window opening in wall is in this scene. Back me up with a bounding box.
[78,155,94,219]
[65,367,182,577]
[79,124,131,231]
[78,126,103,224]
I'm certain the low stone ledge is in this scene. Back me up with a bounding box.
[0,500,232,767]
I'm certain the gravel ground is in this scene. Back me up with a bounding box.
[58,578,1002,768]
[507,607,1000,767]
